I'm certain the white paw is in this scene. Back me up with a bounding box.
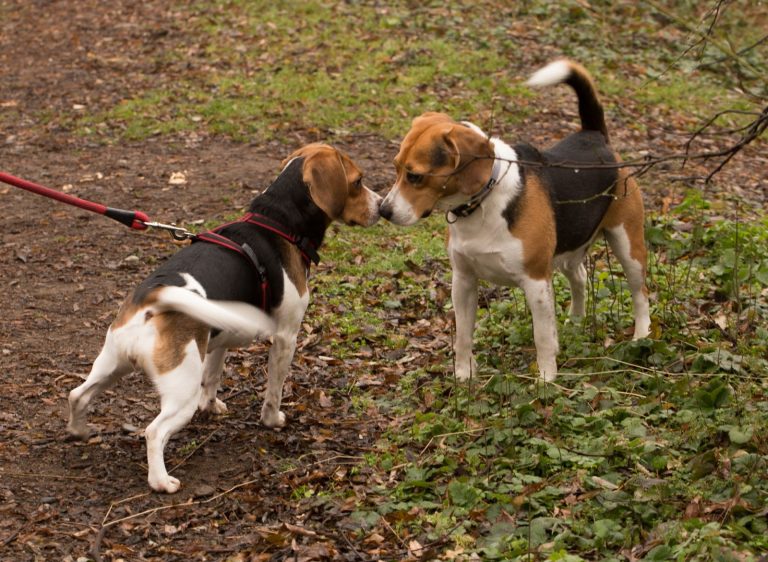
[540,370,558,383]
[149,474,181,494]
[66,423,91,441]
[565,314,583,325]
[199,397,228,415]
[260,405,286,429]
[633,325,651,340]
[210,398,228,414]
[454,356,477,382]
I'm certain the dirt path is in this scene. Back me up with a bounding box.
[1,2,393,559]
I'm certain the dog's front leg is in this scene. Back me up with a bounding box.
[261,287,307,429]
[522,277,559,381]
[451,264,479,382]
[260,329,298,428]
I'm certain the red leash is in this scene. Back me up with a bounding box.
[0,171,149,230]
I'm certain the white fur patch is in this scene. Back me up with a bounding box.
[460,121,488,138]
[526,60,572,88]
[381,184,419,226]
[363,188,383,226]
[180,272,207,298]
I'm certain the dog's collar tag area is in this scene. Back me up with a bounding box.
[446,158,502,221]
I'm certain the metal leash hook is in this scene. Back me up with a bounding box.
[141,221,197,241]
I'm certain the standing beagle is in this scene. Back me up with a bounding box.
[379,60,650,382]
[67,144,381,493]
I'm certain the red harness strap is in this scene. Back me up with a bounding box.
[192,213,320,312]
[239,213,320,266]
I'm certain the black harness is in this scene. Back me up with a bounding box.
[193,212,320,313]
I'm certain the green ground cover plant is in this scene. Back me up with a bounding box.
[310,196,768,560]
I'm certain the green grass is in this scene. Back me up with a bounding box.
[304,194,768,560]
[61,0,765,144]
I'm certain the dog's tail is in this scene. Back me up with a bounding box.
[153,286,275,340]
[526,59,609,141]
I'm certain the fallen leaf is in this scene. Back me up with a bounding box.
[168,171,188,185]
[591,476,619,490]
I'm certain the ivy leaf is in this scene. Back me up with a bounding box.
[645,544,674,561]
[447,480,481,509]
[727,426,753,445]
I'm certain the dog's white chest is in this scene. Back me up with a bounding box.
[449,226,526,287]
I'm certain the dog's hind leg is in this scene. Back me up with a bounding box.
[198,347,228,415]
[559,249,589,320]
[67,329,132,440]
[604,215,651,339]
[144,343,203,493]
[602,176,651,339]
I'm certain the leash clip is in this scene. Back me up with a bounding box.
[142,221,196,241]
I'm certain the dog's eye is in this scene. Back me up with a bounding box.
[353,178,362,191]
[406,172,424,184]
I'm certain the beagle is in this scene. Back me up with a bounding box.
[67,144,381,493]
[380,60,650,382]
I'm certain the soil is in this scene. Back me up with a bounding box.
[0,2,396,560]
[1,1,765,561]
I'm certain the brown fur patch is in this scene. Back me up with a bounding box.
[111,288,159,330]
[278,238,308,297]
[510,173,557,280]
[392,114,494,219]
[152,312,209,375]
[283,143,374,226]
[600,167,647,265]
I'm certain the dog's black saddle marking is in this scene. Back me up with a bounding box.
[514,133,618,254]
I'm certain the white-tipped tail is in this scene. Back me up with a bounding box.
[526,59,573,87]
[153,286,275,340]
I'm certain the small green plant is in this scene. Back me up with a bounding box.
[304,192,767,559]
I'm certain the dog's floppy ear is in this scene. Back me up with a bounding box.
[442,126,494,196]
[300,146,348,220]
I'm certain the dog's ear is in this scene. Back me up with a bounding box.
[281,144,314,169]
[442,127,494,196]
[301,147,348,220]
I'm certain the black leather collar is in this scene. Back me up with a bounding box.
[447,159,502,220]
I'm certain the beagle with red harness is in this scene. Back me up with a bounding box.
[379,60,650,382]
[67,144,381,493]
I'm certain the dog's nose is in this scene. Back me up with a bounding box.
[379,202,393,221]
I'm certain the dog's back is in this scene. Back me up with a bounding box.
[525,60,623,254]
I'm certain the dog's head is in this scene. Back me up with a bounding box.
[283,143,381,227]
[380,112,495,226]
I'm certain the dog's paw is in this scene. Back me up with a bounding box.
[260,405,286,429]
[149,474,181,494]
[65,424,91,441]
[210,398,228,415]
[454,356,477,382]
[564,314,583,326]
[540,371,558,383]
[632,325,652,340]
[199,397,228,416]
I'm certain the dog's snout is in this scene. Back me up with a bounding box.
[379,201,393,221]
